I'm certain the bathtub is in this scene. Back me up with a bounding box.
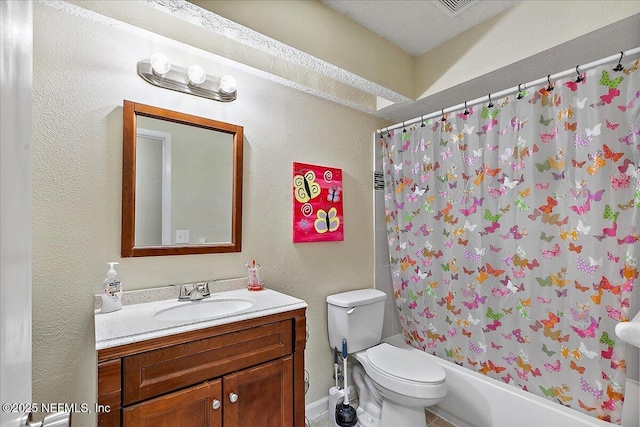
[384,334,639,427]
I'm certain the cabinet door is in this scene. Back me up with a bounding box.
[123,380,222,427]
[223,356,293,427]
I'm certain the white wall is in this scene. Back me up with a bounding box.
[32,2,387,424]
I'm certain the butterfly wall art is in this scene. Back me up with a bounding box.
[293,162,344,242]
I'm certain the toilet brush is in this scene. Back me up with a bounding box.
[335,338,357,427]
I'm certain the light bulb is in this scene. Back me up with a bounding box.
[219,75,236,95]
[187,64,206,85]
[150,53,171,75]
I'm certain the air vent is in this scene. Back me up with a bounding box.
[436,0,478,16]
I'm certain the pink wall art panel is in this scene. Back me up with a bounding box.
[293,162,344,243]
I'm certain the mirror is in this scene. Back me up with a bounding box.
[122,100,243,256]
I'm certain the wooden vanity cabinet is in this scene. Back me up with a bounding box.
[97,309,306,427]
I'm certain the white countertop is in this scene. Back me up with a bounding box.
[94,288,307,350]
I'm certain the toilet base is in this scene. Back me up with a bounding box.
[380,399,427,427]
[355,402,381,427]
[355,400,426,427]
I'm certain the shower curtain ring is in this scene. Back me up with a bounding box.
[420,115,425,127]
[463,102,469,116]
[441,109,446,121]
[575,65,583,83]
[546,75,554,91]
[614,51,624,72]
[517,84,523,99]
[487,94,494,108]
[402,121,407,133]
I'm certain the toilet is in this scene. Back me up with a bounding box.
[327,289,446,427]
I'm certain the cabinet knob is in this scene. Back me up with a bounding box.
[229,393,239,403]
[211,399,221,410]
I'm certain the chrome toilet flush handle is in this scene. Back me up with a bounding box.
[346,307,356,314]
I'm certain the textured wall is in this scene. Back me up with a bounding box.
[32,3,387,424]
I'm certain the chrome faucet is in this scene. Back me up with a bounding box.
[173,282,211,301]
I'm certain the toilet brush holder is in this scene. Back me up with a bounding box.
[329,387,345,427]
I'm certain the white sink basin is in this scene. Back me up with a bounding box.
[154,298,253,322]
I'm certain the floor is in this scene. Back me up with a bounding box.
[308,407,457,427]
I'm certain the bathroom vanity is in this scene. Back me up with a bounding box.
[95,286,307,427]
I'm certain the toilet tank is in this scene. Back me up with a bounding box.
[327,289,386,353]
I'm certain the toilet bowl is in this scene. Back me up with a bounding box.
[327,289,447,427]
[353,343,446,427]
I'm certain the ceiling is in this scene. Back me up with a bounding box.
[321,0,520,56]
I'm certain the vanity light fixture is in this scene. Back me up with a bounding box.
[187,64,207,85]
[138,53,237,102]
[150,52,171,75]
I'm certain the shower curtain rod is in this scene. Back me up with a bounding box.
[377,46,640,134]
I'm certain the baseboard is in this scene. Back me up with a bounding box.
[305,394,328,420]
[306,386,357,420]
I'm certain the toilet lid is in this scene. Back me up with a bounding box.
[366,343,446,384]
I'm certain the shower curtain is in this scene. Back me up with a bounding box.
[382,56,639,424]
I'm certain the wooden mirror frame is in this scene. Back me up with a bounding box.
[121,100,243,257]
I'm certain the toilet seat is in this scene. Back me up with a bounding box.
[355,343,446,400]
[366,343,446,385]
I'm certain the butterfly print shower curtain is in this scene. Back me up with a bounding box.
[382,56,639,424]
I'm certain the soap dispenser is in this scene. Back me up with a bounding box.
[101,262,123,313]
